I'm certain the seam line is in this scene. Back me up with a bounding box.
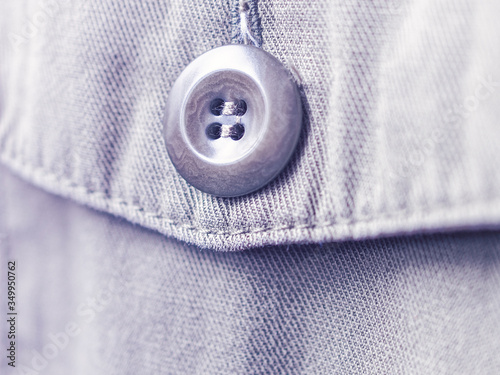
[231,0,263,47]
[2,153,499,237]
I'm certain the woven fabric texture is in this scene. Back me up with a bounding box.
[1,0,500,250]
[1,164,500,374]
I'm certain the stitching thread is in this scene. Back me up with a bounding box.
[231,0,263,47]
[239,0,259,46]
[2,153,499,238]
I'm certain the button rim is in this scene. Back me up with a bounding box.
[163,44,302,197]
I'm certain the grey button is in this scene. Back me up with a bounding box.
[163,45,302,197]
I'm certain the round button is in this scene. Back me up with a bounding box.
[163,44,302,197]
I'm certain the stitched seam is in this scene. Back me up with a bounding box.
[231,0,263,47]
[2,152,499,237]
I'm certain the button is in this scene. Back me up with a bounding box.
[163,44,302,197]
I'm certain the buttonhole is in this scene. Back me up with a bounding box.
[206,122,222,139]
[210,98,225,116]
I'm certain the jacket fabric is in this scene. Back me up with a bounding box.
[1,0,499,374]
